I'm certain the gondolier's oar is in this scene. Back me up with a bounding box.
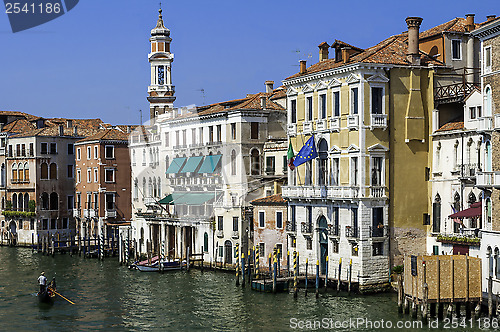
[48,288,75,305]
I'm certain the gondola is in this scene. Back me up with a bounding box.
[38,279,56,303]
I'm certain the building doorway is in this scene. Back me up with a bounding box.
[318,216,328,274]
[224,240,232,265]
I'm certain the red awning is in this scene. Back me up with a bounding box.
[449,202,482,219]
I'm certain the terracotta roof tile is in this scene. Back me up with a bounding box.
[2,119,36,133]
[251,194,287,205]
[77,128,130,143]
[436,121,464,132]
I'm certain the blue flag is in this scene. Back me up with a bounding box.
[292,135,318,167]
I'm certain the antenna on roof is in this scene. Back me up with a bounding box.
[197,88,206,105]
[139,109,143,124]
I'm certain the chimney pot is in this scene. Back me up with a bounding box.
[260,95,267,110]
[487,15,496,22]
[265,80,274,93]
[342,47,351,64]
[318,42,330,62]
[405,16,423,65]
[465,14,475,32]
[299,60,307,74]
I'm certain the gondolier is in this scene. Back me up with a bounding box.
[38,272,47,293]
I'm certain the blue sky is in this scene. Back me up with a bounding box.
[0,0,496,125]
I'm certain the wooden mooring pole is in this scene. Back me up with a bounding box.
[305,258,308,297]
[235,243,239,286]
[324,255,328,292]
[315,260,319,298]
[398,274,404,313]
[337,258,341,293]
[293,251,298,298]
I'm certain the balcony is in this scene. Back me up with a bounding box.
[231,231,239,239]
[301,222,312,236]
[327,224,339,237]
[371,114,387,129]
[347,115,359,130]
[282,185,359,200]
[478,116,493,132]
[370,186,386,198]
[476,171,500,188]
[287,123,297,136]
[370,225,389,238]
[316,119,328,132]
[216,230,224,238]
[329,117,340,132]
[495,114,500,130]
[105,210,117,218]
[303,121,313,134]
[345,226,359,239]
[83,209,96,218]
[286,221,296,234]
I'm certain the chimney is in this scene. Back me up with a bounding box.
[58,125,64,136]
[73,126,78,136]
[260,95,267,110]
[299,60,307,74]
[318,42,330,61]
[487,15,496,22]
[342,47,351,64]
[265,80,274,93]
[405,17,423,65]
[465,14,475,32]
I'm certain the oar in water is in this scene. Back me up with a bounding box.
[48,288,75,305]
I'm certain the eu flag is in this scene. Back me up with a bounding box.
[292,135,318,167]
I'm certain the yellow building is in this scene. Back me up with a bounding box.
[282,17,438,291]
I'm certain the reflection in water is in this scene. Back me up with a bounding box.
[0,247,464,331]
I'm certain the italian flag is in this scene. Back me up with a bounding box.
[287,142,295,171]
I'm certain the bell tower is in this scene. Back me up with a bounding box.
[147,8,175,123]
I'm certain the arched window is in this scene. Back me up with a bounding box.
[23,163,29,182]
[318,139,328,186]
[132,150,136,165]
[49,192,58,210]
[468,192,476,205]
[41,192,49,210]
[486,141,492,172]
[24,193,29,212]
[0,163,5,187]
[153,177,157,197]
[49,163,57,179]
[165,156,169,172]
[142,178,146,199]
[148,178,153,197]
[453,192,461,212]
[484,86,492,117]
[204,232,209,252]
[453,141,459,170]
[250,149,260,175]
[17,194,22,212]
[12,163,17,182]
[134,178,138,200]
[432,194,441,233]
[495,247,500,279]
[486,197,492,224]
[17,163,23,182]
[142,149,146,165]
[12,193,17,211]
[477,140,482,171]
[40,163,48,180]
[435,142,441,170]
[231,150,237,175]
[487,246,493,276]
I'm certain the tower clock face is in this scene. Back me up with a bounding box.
[158,66,165,85]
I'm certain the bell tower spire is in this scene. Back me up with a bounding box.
[147,6,175,123]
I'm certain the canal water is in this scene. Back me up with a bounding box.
[0,247,488,331]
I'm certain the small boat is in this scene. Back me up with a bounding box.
[251,279,289,293]
[136,263,160,272]
[159,259,185,272]
[38,279,56,303]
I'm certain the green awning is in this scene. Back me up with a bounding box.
[158,194,174,205]
[180,156,204,173]
[166,157,187,174]
[197,155,222,174]
[171,192,215,205]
